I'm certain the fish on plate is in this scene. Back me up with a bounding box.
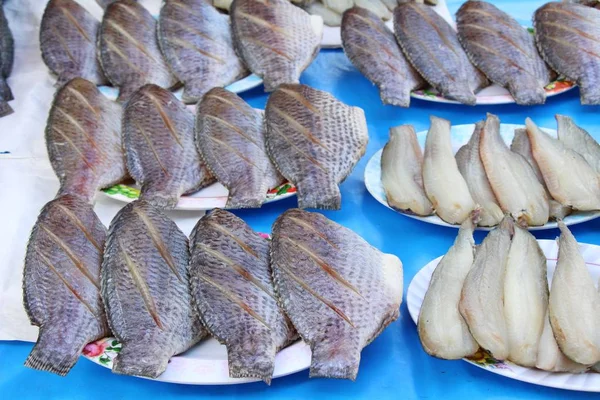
[0,1,13,116]
[556,115,600,175]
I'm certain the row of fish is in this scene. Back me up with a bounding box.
[0,1,14,117]
[381,113,600,227]
[418,215,600,373]
[40,0,324,103]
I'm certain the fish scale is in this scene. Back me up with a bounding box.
[0,2,13,116]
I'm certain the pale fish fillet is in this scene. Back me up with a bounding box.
[526,118,600,211]
[270,209,403,380]
[455,122,503,227]
[418,217,478,359]
[459,216,514,360]
[556,114,600,175]
[479,114,549,226]
[422,116,475,224]
[306,3,342,26]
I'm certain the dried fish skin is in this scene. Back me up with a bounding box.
[96,0,135,9]
[380,125,433,216]
[0,2,14,116]
[270,209,403,380]
[556,115,600,175]
[23,195,110,376]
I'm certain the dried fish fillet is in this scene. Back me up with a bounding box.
[305,3,342,26]
[537,311,590,373]
[265,84,368,210]
[189,209,296,383]
[380,125,433,216]
[23,195,110,376]
[556,115,600,175]
[271,209,403,380]
[0,2,13,116]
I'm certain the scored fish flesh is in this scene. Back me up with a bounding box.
[341,6,425,107]
[526,118,600,211]
[479,114,549,226]
[157,0,248,104]
[23,195,110,376]
[231,0,323,91]
[422,116,475,224]
[189,209,296,383]
[455,122,503,227]
[459,216,514,360]
[393,2,488,105]
[0,1,13,116]
[380,125,433,216]
[265,84,368,210]
[123,84,214,209]
[418,216,478,360]
[556,115,600,175]
[534,2,600,105]
[40,0,107,87]
[456,1,554,105]
[46,78,126,203]
[101,200,207,378]
[270,209,403,380]
[196,88,282,209]
[548,221,600,365]
[98,0,177,102]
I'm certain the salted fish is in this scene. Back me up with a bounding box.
[418,217,478,360]
[479,114,549,226]
[101,200,206,378]
[455,122,503,227]
[270,209,403,380]
[380,125,433,216]
[189,209,296,383]
[23,195,110,376]
[196,88,282,209]
[123,84,214,209]
[341,6,425,107]
[264,84,368,210]
[556,115,600,175]
[526,118,600,211]
[422,116,475,224]
[98,0,177,102]
[231,0,323,92]
[456,1,553,105]
[534,2,600,105]
[46,78,126,203]
[393,2,488,105]
[0,1,13,116]
[157,0,248,104]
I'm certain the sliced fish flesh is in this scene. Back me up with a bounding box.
[98,0,177,102]
[556,115,600,175]
[479,114,549,226]
[459,216,514,360]
[157,0,248,104]
[189,209,296,383]
[196,88,282,209]
[526,118,600,211]
[270,209,403,380]
[380,125,433,216]
[455,122,503,227]
[341,6,425,107]
[456,1,553,105]
[101,200,206,378]
[418,217,478,360]
[534,2,600,105]
[46,78,127,203]
[231,0,323,91]
[422,116,475,224]
[23,195,110,376]
[123,84,214,209]
[0,2,13,116]
[264,84,368,210]
[393,2,488,105]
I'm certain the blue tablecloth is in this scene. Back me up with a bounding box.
[2,1,600,398]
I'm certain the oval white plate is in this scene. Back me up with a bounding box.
[364,123,600,230]
[407,239,600,392]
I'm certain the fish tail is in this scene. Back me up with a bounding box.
[296,178,341,210]
[579,79,600,105]
[0,78,13,101]
[112,343,170,379]
[227,340,276,385]
[0,99,13,117]
[309,340,361,380]
[139,186,179,209]
[380,86,411,108]
[181,84,207,105]
[444,84,476,106]
[24,328,82,376]
[507,76,546,106]
[57,178,97,205]
[226,185,266,209]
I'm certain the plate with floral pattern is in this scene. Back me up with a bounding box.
[407,239,600,392]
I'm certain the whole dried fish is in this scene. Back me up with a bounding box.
[556,115,600,175]
[157,0,248,104]
[265,84,368,210]
[341,6,425,107]
[270,209,403,380]
[23,195,110,376]
[189,209,296,383]
[0,1,13,116]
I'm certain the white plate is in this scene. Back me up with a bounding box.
[407,239,600,392]
[364,123,600,230]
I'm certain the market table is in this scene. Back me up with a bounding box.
[1,1,600,398]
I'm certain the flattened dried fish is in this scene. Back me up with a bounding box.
[556,115,600,175]
[265,84,368,210]
[271,209,403,380]
[0,2,13,116]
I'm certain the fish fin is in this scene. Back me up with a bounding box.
[296,177,341,210]
[24,327,83,376]
[507,76,546,106]
[227,340,276,385]
[579,79,600,105]
[112,342,170,379]
[0,78,13,101]
[0,99,13,117]
[309,338,361,380]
